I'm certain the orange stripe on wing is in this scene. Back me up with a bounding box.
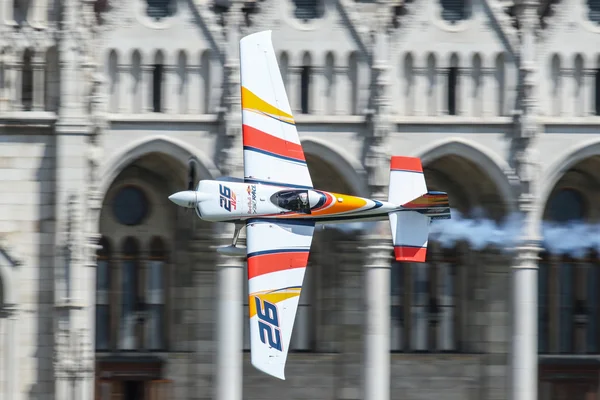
[243,124,306,163]
[394,245,427,262]
[390,156,423,173]
[247,250,310,279]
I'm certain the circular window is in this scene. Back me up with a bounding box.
[112,186,149,226]
[547,188,585,223]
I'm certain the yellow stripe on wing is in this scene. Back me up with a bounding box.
[248,287,302,318]
[241,86,295,125]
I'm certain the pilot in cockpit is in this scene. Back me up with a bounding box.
[299,192,308,208]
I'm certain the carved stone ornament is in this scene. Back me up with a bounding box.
[97,0,132,31]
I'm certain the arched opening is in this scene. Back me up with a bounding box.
[324,52,335,114]
[447,53,459,116]
[107,50,118,113]
[425,154,508,221]
[131,50,142,113]
[95,151,206,396]
[426,53,436,116]
[176,51,187,114]
[21,48,33,111]
[403,53,414,116]
[390,152,508,353]
[44,46,59,112]
[152,51,165,113]
[539,155,600,359]
[300,52,312,114]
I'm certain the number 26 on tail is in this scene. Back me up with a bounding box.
[254,297,283,352]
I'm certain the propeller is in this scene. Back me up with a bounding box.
[187,158,197,191]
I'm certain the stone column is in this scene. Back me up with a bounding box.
[510,2,541,400]
[330,237,359,399]
[437,68,448,116]
[12,58,22,111]
[362,228,392,400]
[214,4,244,400]
[460,66,471,117]
[214,228,243,400]
[118,63,128,113]
[33,55,45,111]
[585,69,595,116]
[163,64,175,114]
[31,0,48,28]
[142,65,153,112]
[2,0,14,23]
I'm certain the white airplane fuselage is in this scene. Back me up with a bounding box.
[169,178,398,225]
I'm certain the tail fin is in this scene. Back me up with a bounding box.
[387,156,451,263]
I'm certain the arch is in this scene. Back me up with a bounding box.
[415,138,516,212]
[99,135,219,201]
[301,137,368,197]
[537,138,600,224]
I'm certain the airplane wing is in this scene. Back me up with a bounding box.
[239,30,313,189]
[245,218,315,380]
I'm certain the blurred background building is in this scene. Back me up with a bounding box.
[0,0,599,399]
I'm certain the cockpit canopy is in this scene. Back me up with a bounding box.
[270,190,312,214]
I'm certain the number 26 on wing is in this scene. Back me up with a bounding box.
[254,297,283,352]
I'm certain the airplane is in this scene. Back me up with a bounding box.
[168,30,451,380]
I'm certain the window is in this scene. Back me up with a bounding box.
[22,49,33,111]
[539,253,600,354]
[96,235,168,353]
[146,237,166,351]
[439,0,468,24]
[292,0,323,22]
[391,250,460,352]
[447,67,458,115]
[152,64,163,113]
[120,237,139,350]
[546,188,585,223]
[146,0,175,21]
[270,190,311,214]
[300,65,311,114]
[588,0,600,24]
[95,237,111,351]
[112,186,149,226]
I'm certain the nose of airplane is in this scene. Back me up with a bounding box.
[168,190,197,208]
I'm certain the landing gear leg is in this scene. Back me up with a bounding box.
[232,223,243,247]
[216,223,246,257]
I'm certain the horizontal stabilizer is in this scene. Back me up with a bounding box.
[389,211,429,262]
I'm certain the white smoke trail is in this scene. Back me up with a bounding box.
[325,208,600,258]
[429,209,523,251]
[541,221,600,258]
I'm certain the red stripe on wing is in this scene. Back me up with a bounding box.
[243,124,306,163]
[247,251,310,279]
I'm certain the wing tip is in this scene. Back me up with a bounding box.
[240,29,273,45]
[251,359,286,380]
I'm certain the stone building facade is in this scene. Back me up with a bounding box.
[1,0,600,399]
